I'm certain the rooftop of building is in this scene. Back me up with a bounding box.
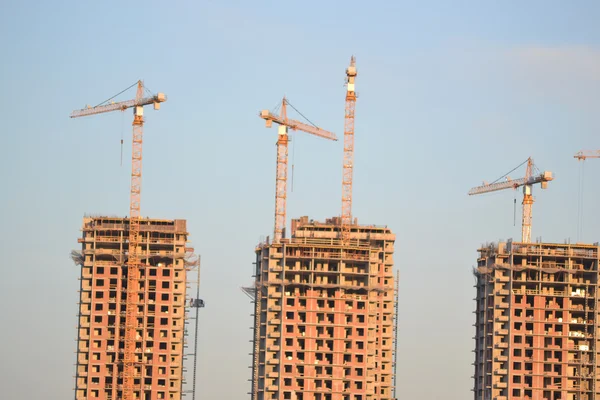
[478,239,599,257]
[82,215,188,233]
[256,216,395,249]
[292,215,391,233]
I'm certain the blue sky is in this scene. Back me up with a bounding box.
[1,1,600,399]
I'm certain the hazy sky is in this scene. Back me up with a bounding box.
[2,1,600,399]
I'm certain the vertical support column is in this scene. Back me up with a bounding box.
[593,253,599,398]
[376,258,385,399]
[332,288,344,400]
[392,269,399,400]
[305,286,317,400]
[533,295,545,399]
[506,259,514,399]
[277,248,286,397]
[483,266,491,400]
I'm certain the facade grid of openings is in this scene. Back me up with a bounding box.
[74,217,192,400]
[473,241,600,400]
[251,216,397,400]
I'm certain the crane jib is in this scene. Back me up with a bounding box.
[70,94,166,118]
[260,112,337,141]
[468,172,553,196]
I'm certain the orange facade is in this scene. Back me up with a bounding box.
[74,217,190,400]
[251,217,397,400]
[474,241,599,400]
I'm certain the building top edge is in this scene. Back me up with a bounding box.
[82,216,188,233]
[478,240,600,260]
[479,240,599,251]
[291,216,393,232]
[83,215,185,223]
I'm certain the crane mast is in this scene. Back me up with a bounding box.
[71,81,166,400]
[274,100,289,245]
[341,56,357,240]
[468,157,553,243]
[521,158,534,244]
[260,98,337,243]
[123,82,144,400]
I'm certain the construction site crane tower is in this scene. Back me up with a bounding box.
[260,98,337,243]
[71,80,166,400]
[341,56,357,241]
[468,157,553,243]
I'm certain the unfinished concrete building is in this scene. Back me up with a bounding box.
[473,240,600,400]
[250,216,398,400]
[73,217,194,400]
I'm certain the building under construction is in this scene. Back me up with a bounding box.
[473,240,600,400]
[249,216,398,400]
[73,216,198,400]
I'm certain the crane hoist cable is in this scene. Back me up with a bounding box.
[573,150,600,241]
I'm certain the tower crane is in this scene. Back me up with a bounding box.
[574,150,600,161]
[468,157,553,243]
[260,97,337,243]
[71,80,166,400]
[341,56,357,241]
